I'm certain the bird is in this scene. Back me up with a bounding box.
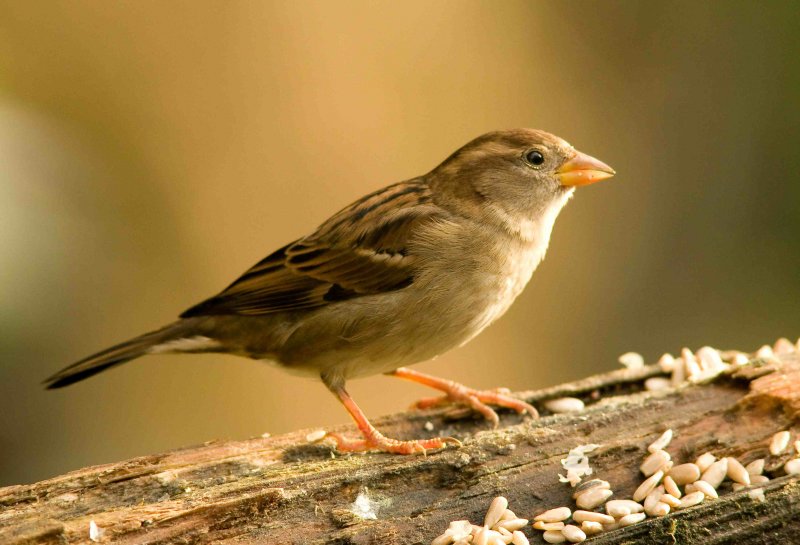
[44,129,615,454]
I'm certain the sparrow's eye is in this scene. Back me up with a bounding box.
[525,150,545,166]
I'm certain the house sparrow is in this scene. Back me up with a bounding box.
[45,129,615,454]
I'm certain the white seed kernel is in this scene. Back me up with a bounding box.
[678,491,705,509]
[542,530,566,544]
[575,488,613,510]
[305,429,326,442]
[774,337,795,355]
[561,524,586,543]
[634,470,664,502]
[511,530,530,545]
[671,357,686,385]
[756,344,775,359]
[748,488,766,502]
[651,502,670,517]
[648,429,673,453]
[572,511,614,525]
[692,479,718,499]
[618,352,644,369]
[641,449,671,476]
[727,458,750,485]
[644,485,665,514]
[496,519,528,532]
[745,459,765,476]
[617,513,646,527]
[660,493,681,508]
[695,452,716,473]
[605,499,643,518]
[700,458,729,488]
[658,353,676,372]
[533,521,565,531]
[669,463,701,485]
[732,483,746,492]
[785,458,800,475]
[484,496,509,528]
[731,353,750,365]
[534,507,571,523]
[663,475,681,498]
[770,431,791,455]
[751,475,770,484]
[580,521,603,535]
[544,397,585,414]
[644,377,671,391]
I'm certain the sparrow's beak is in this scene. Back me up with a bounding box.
[556,150,616,187]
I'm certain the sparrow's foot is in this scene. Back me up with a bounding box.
[324,430,461,455]
[323,379,462,455]
[389,368,538,426]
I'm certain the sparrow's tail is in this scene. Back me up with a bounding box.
[43,321,210,389]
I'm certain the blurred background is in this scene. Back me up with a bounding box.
[1,0,799,487]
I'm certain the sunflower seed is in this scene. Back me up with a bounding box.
[751,475,770,484]
[671,358,686,385]
[745,459,765,476]
[700,458,729,488]
[773,337,795,355]
[663,475,681,498]
[605,499,643,518]
[645,377,672,391]
[692,479,718,498]
[748,488,766,502]
[542,530,566,544]
[771,431,791,455]
[431,534,454,545]
[580,521,603,535]
[572,511,615,525]
[668,463,700,485]
[634,470,664,502]
[678,491,705,509]
[533,521,565,531]
[658,353,676,372]
[496,519,528,532]
[617,513,646,527]
[732,483,746,492]
[727,458,750,485]
[641,449,671,476]
[660,493,682,508]
[648,430,673,453]
[511,531,530,545]
[562,525,586,543]
[305,429,326,442]
[544,397,585,414]
[575,488,613,510]
[534,507,571,523]
[695,453,716,473]
[572,479,610,498]
[756,344,775,359]
[785,458,800,475]
[731,353,750,365]
[644,485,665,514]
[618,352,644,369]
[651,502,670,517]
[485,496,509,528]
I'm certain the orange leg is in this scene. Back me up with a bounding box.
[388,367,538,426]
[323,383,461,454]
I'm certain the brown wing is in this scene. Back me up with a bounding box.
[180,179,438,317]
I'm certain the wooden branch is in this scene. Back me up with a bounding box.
[1,354,799,545]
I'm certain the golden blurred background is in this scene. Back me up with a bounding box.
[1,1,799,486]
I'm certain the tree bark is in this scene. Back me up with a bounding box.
[1,354,799,545]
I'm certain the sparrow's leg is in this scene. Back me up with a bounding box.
[388,367,538,425]
[322,376,461,454]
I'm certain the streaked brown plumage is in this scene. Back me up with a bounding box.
[45,129,615,454]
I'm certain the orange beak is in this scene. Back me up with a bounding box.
[556,150,616,187]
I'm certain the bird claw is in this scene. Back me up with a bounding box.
[410,385,539,424]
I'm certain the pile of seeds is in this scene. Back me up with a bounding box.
[527,427,800,543]
[430,496,530,545]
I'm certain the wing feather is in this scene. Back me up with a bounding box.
[180,179,438,317]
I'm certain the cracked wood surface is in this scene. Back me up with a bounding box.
[1,355,799,545]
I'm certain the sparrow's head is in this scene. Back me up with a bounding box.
[429,129,615,238]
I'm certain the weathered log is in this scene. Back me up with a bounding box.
[1,353,798,545]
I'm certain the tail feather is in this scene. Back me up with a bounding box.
[44,324,184,389]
